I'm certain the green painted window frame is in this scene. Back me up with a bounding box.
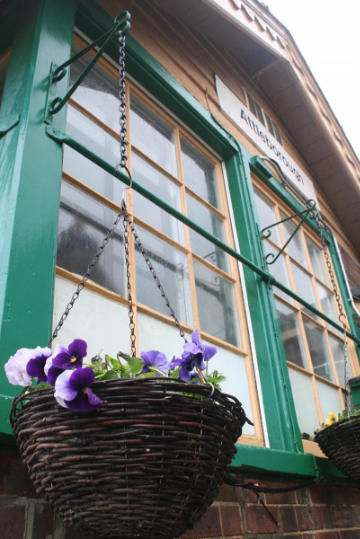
[1,0,359,482]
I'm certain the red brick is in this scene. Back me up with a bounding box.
[32,502,55,539]
[0,503,26,539]
[0,446,37,497]
[313,533,341,539]
[217,483,239,502]
[309,485,338,504]
[264,489,297,504]
[333,486,360,505]
[65,525,88,539]
[296,487,311,505]
[279,506,298,532]
[220,505,242,536]
[245,504,279,533]
[295,505,316,531]
[330,504,356,528]
[181,506,221,538]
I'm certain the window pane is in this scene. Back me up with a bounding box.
[135,227,192,325]
[317,380,342,420]
[306,237,328,284]
[130,95,177,175]
[64,106,124,201]
[303,318,334,381]
[329,335,351,387]
[288,368,319,436]
[317,283,338,323]
[275,300,306,368]
[181,138,219,207]
[193,261,240,346]
[187,194,228,271]
[132,154,184,243]
[281,215,308,266]
[70,55,119,132]
[264,244,290,300]
[291,264,317,317]
[57,182,125,295]
[253,190,280,245]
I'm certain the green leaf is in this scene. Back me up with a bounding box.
[127,357,145,377]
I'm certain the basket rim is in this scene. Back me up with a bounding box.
[315,413,360,440]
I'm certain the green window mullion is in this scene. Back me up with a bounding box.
[0,0,77,438]
[226,148,303,453]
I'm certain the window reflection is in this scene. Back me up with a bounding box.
[275,300,306,368]
[181,138,219,207]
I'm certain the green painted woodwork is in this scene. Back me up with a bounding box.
[232,443,350,481]
[0,0,17,54]
[0,0,77,435]
[225,149,302,452]
[349,377,360,407]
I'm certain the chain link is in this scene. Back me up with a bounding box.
[122,207,186,343]
[315,210,351,410]
[117,31,129,176]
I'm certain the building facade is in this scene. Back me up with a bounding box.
[1,0,360,537]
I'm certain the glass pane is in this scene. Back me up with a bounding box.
[64,105,124,201]
[264,244,291,301]
[187,194,228,271]
[132,154,184,243]
[181,138,219,207]
[291,264,317,317]
[135,227,192,325]
[288,368,319,436]
[317,380,342,420]
[306,237,328,284]
[303,318,334,381]
[317,283,338,323]
[329,335,352,387]
[130,95,177,175]
[253,190,280,245]
[53,276,130,359]
[70,54,119,132]
[137,312,190,361]
[209,346,254,435]
[281,215,308,267]
[57,182,125,295]
[193,261,240,346]
[275,300,306,368]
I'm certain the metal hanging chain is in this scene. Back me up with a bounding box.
[50,27,130,347]
[49,209,125,346]
[122,205,187,343]
[315,210,351,411]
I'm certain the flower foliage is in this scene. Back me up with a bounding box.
[316,408,360,433]
[4,331,225,412]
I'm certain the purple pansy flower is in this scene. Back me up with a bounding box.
[44,355,65,386]
[4,348,35,386]
[26,347,53,383]
[54,367,102,412]
[51,339,87,370]
[171,330,217,382]
[140,350,170,376]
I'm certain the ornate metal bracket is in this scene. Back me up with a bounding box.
[45,11,131,120]
[262,199,316,265]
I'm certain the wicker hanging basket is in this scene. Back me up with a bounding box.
[11,377,248,539]
[315,416,360,480]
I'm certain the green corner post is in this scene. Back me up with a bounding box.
[226,147,303,454]
[0,0,78,438]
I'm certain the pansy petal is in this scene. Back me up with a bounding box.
[68,339,87,360]
[69,367,94,390]
[203,344,217,362]
[52,351,72,369]
[47,365,64,386]
[86,388,103,407]
[183,341,199,356]
[65,390,102,412]
[26,357,47,382]
[179,366,192,382]
[191,329,201,346]
[55,370,78,401]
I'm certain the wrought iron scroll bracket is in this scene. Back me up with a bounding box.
[261,199,316,265]
[45,11,131,122]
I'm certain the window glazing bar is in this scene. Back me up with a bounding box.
[46,126,360,346]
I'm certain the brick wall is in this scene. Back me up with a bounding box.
[2,445,360,539]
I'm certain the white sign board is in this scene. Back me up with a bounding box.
[215,75,317,203]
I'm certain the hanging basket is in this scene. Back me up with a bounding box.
[11,377,247,539]
[315,415,360,480]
